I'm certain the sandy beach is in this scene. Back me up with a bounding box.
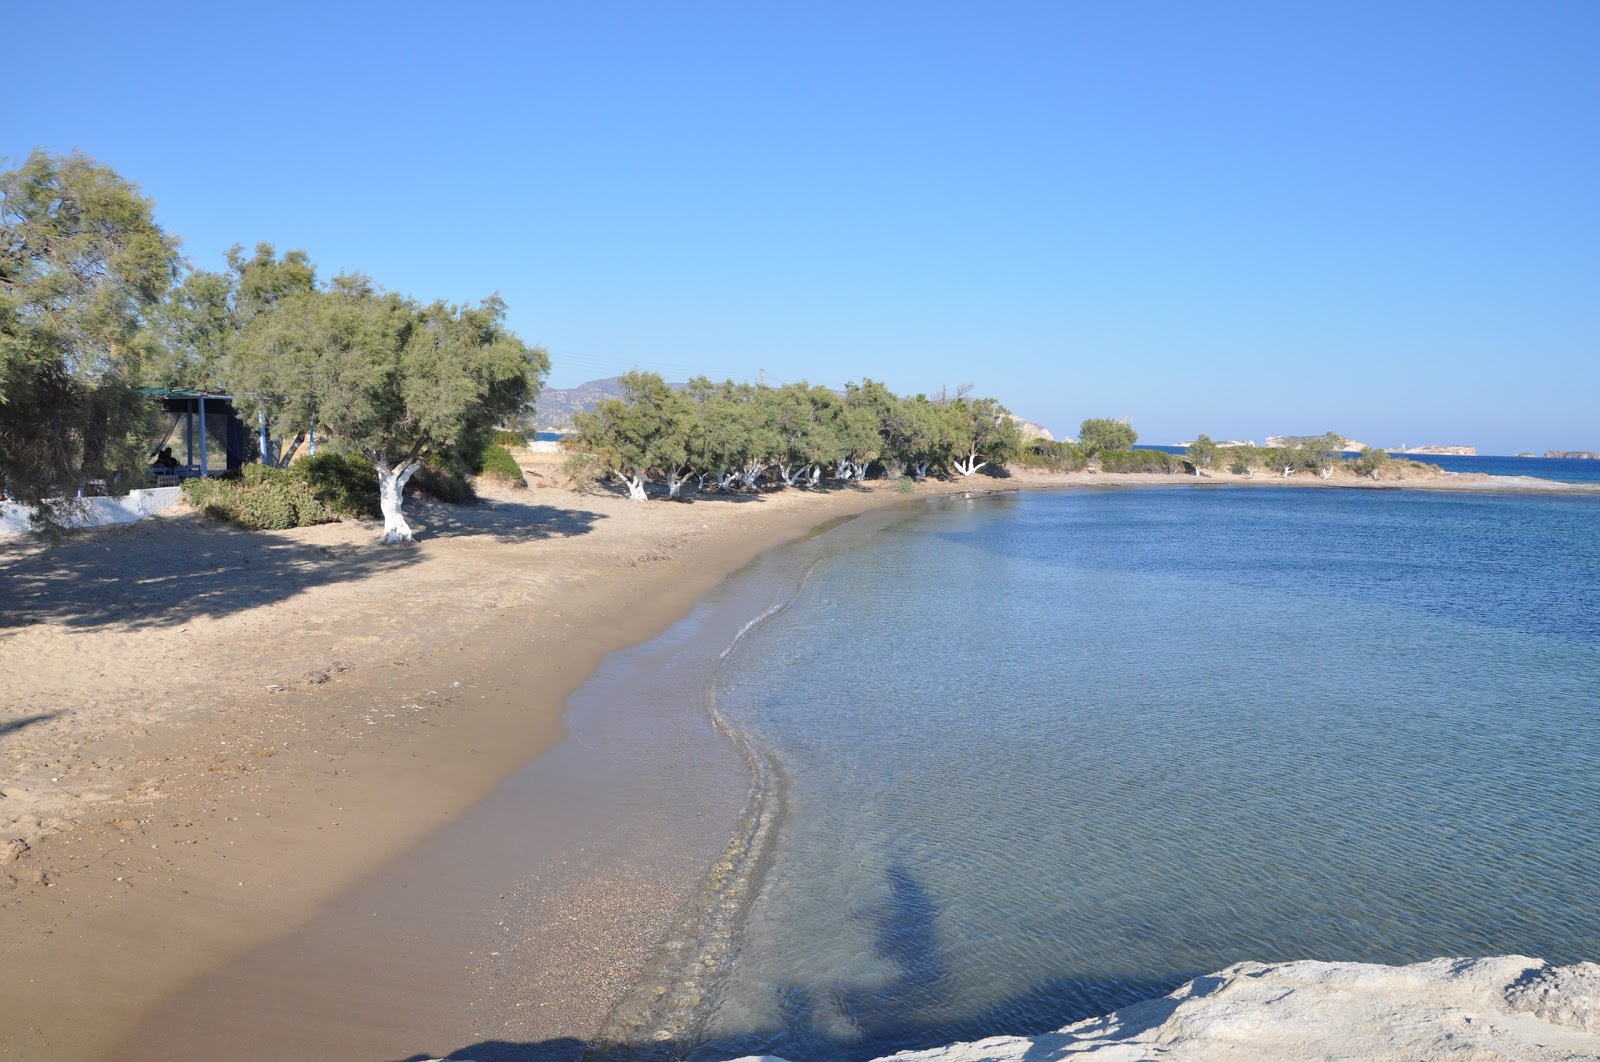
[2,457,1595,1061]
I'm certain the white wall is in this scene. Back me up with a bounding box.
[0,487,185,536]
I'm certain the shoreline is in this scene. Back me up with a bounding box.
[3,463,1597,1059]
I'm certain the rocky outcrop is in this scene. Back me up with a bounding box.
[726,956,1600,1062]
[1395,444,1477,455]
[1545,451,1600,460]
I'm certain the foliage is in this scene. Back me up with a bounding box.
[1099,448,1180,473]
[229,273,547,482]
[563,372,1026,498]
[1016,439,1088,471]
[0,150,180,530]
[1186,434,1218,472]
[182,465,331,530]
[408,451,476,504]
[144,242,317,392]
[571,371,695,497]
[1352,445,1390,478]
[1078,417,1138,456]
[942,396,1023,474]
[491,429,527,448]
[298,451,381,517]
[474,443,526,487]
[561,447,606,493]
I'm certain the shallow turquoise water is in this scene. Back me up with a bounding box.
[693,486,1600,1060]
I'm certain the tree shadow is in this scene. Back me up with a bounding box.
[401,862,1206,1062]
[0,511,418,631]
[0,711,60,738]
[405,497,606,542]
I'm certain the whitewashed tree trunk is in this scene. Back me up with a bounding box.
[778,463,800,486]
[911,460,931,480]
[616,468,648,502]
[740,462,765,488]
[375,459,422,544]
[953,446,986,476]
[667,468,690,498]
[807,465,822,485]
[1319,465,1334,480]
[716,470,736,492]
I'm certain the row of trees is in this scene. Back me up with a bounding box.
[1185,432,1393,479]
[1,150,549,540]
[570,373,1024,501]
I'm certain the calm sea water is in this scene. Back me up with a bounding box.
[689,486,1600,1060]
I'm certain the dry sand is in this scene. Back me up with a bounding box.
[2,457,1591,1061]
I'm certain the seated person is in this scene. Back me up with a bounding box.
[151,446,180,472]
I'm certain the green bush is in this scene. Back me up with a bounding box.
[296,452,380,517]
[1098,448,1178,473]
[474,443,527,487]
[409,453,476,504]
[1016,439,1088,471]
[491,429,527,448]
[182,466,332,530]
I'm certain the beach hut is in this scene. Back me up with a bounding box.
[141,388,249,482]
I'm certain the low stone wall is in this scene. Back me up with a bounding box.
[0,486,184,536]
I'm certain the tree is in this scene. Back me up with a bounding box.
[897,395,946,480]
[1352,445,1389,479]
[1306,432,1346,480]
[767,382,836,486]
[1186,434,1218,475]
[1078,417,1137,456]
[571,371,694,502]
[231,275,545,541]
[942,397,1022,476]
[0,150,179,529]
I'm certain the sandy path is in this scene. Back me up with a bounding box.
[1,459,1590,1060]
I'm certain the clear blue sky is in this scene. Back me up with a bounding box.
[11,1,1597,452]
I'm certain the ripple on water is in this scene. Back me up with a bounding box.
[688,488,1600,1061]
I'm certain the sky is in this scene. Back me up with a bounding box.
[9,1,1598,452]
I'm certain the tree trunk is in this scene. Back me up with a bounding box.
[616,469,648,502]
[667,468,689,498]
[376,459,422,544]
[912,460,931,480]
[953,446,986,476]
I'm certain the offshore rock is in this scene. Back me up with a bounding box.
[729,956,1600,1062]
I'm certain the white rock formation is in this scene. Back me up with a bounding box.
[730,956,1600,1062]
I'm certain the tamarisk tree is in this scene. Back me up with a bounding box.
[231,274,545,541]
[0,150,179,529]
[571,371,694,501]
[942,396,1022,476]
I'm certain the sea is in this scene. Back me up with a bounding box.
[625,485,1600,1060]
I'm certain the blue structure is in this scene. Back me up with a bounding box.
[140,388,248,478]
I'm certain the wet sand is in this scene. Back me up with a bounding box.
[3,459,1592,1061]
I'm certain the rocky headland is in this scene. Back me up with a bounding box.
[718,956,1600,1062]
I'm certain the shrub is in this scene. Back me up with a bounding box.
[1352,446,1390,479]
[1099,448,1178,473]
[491,429,527,448]
[409,452,476,504]
[474,443,527,487]
[1017,439,1088,471]
[295,452,381,517]
[562,449,605,494]
[182,466,331,530]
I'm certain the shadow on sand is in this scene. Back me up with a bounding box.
[0,501,602,631]
[395,862,1202,1062]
